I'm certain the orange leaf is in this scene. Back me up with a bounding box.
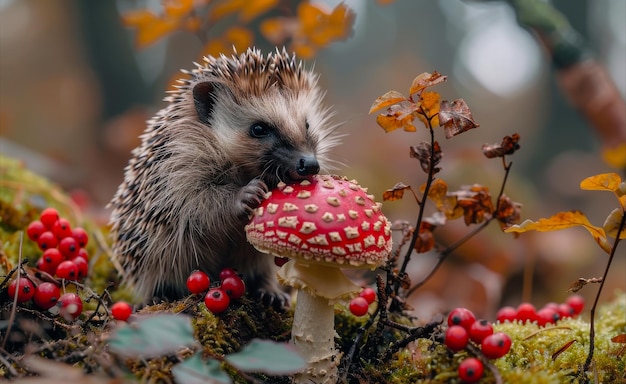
[424,179,462,220]
[369,90,407,114]
[602,142,626,169]
[121,9,158,28]
[260,18,291,44]
[439,99,479,139]
[611,334,626,343]
[135,18,179,48]
[409,71,447,96]
[375,103,418,133]
[417,91,441,127]
[224,26,254,51]
[210,0,244,21]
[580,173,621,192]
[504,210,611,253]
[240,0,278,22]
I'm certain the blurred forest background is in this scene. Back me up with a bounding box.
[1,0,624,320]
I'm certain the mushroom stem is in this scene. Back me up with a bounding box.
[291,288,338,383]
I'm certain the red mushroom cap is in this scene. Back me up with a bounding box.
[245,174,392,268]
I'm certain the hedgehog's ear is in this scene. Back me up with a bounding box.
[193,82,217,122]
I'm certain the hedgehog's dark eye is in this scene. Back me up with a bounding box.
[305,121,310,130]
[250,122,271,138]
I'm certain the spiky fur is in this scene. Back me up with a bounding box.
[109,48,340,302]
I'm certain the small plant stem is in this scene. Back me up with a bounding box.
[582,208,625,376]
[406,159,514,297]
[467,343,503,384]
[395,124,436,295]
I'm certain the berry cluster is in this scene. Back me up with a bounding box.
[496,295,584,327]
[444,308,512,383]
[186,268,246,314]
[7,278,83,321]
[348,287,377,317]
[27,208,90,281]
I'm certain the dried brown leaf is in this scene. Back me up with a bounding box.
[409,141,442,174]
[383,182,412,201]
[439,99,479,139]
[482,133,521,158]
[409,71,447,96]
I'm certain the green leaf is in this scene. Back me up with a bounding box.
[224,339,305,375]
[172,353,232,384]
[108,314,196,358]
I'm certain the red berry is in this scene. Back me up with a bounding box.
[37,257,55,275]
[274,256,289,267]
[75,248,89,262]
[55,260,79,280]
[7,277,35,303]
[221,276,246,299]
[40,208,60,229]
[59,293,83,320]
[566,295,584,315]
[204,288,230,314]
[543,302,559,311]
[349,296,370,317]
[37,231,58,251]
[186,270,210,294]
[458,357,484,383]
[33,282,61,310]
[515,302,537,324]
[496,306,517,323]
[71,256,89,279]
[27,220,46,241]
[58,237,79,259]
[359,287,376,305]
[469,319,494,344]
[219,267,239,281]
[71,227,89,247]
[52,218,73,239]
[557,303,575,319]
[481,332,512,359]
[444,325,469,352]
[40,248,64,272]
[537,307,560,327]
[111,301,133,321]
[447,308,476,330]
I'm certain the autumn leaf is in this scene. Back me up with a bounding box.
[439,99,479,139]
[454,184,494,225]
[504,210,611,253]
[495,194,522,229]
[580,173,621,192]
[482,133,521,158]
[601,142,626,169]
[417,91,441,127]
[414,222,435,253]
[383,182,412,202]
[409,141,442,174]
[122,9,158,28]
[423,179,463,220]
[376,104,419,133]
[603,208,626,239]
[240,0,279,22]
[369,90,408,114]
[612,334,626,343]
[567,277,603,293]
[409,71,447,96]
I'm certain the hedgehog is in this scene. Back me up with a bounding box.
[109,47,340,303]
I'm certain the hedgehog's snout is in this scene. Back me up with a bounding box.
[296,155,320,177]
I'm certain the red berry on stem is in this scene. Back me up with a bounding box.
[516,302,537,324]
[186,270,210,294]
[496,306,517,323]
[56,260,79,280]
[27,220,46,241]
[221,276,246,299]
[349,296,369,317]
[566,295,584,315]
[111,301,133,321]
[40,248,64,272]
[537,307,560,327]
[37,231,58,251]
[481,332,512,359]
[469,319,494,344]
[52,218,73,239]
[33,282,61,310]
[58,237,79,259]
[359,287,377,305]
[59,293,83,320]
[75,248,89,262]
[71,256,89,279]
[447,307,476,330]
[8,277,35,303]
[444,325,470,352]
[71,227,89,247]
[40,208,60,230]
[557,303,575,319]
[204,288,230,314]
[458,357,484,383]
[219,267,238,281]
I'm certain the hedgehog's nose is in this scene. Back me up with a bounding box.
[297,156,320,176]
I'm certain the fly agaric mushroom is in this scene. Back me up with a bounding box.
[245,174,392,383]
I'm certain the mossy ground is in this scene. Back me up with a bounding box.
[1,155,624,383]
